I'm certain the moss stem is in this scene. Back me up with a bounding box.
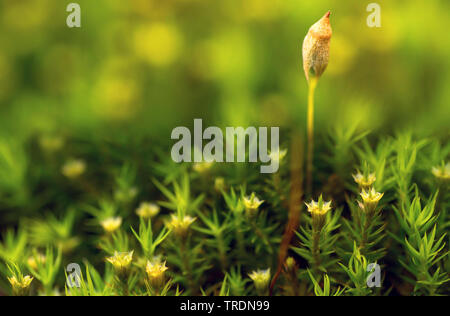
[179,237,196,294]
[306,77,318,196]
[269,131,303,295]
[312,226,321,272]
[216,231,228,271]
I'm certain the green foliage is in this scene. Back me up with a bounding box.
[339,244,374,296]
[293,207,341,274]
[354,139,395,193]
[113,164,138,205]
[194,208,231,270]
[24,210,79,253]
[0,226,27,263]
[391,133,428,207]
[307,270,344,296]
[226,266,249,296]
[325,120,370,179]
[0,139,30,208]
[393,192,449,295]
[99,230,130,255]
[0,0,449,298]
[0,130,448,296]
[65,264,113,296]
[342,195,386,262]
[153,174,204,215]
[131,219,170,259]
[28,247,62,295]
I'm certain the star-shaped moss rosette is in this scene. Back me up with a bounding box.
[100,216,123,234]
[106,251,134,275]
[305,194,332,231]
[353,171,377,190]
[166,214,196,238]
[243,192,264,218]
[360,188,384,210]
[249,268,271,295]
[146,260,168,293]
[432,162,450,181]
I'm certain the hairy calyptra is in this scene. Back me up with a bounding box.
[302,11,332,81]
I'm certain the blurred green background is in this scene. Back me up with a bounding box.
[1,0,449,137]
[0,0,449,210]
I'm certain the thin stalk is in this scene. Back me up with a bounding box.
[118,277,129,296]
[436,182,448,233]
[216,231,228,271]
[234,217,246,262]
[360,211,374,251]
[306,77,318,196]
[310,212,326,274]
[250,220,273,254]
[360,222,370,254]
[113,271,130,296]
[285,268,300,296]
[269,131,303,295]
[312,227,321,272]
